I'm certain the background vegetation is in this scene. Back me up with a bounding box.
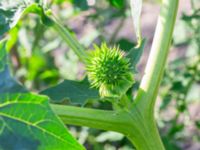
[0,0,199,149]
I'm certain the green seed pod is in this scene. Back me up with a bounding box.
[86,43,134,98]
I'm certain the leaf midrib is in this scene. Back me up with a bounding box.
[0,102,81,149]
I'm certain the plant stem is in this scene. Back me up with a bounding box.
[51,104,132,134]
[50,17,88,63]
[129,0,179,149]
[51,0,179,149]
[127,118,165,150]
[51,104,164,150]
[134,0,179,114]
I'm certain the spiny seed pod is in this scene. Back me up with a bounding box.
[86,43,134,98]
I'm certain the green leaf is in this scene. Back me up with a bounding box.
[0,1,26,37]
[1,1,87,62]
[160,94,172,110]
[40,78,100,106]
[108,0,125,9]
[182,10,200,22]
[0,93,85,150]
[73,0,89,11]
[116,38,136,52]
[40,78,99,105]
[168,123,184,137]
[195,120,200,129]
[0,2,52,37]
[162,136,181,150]
[126,39,146,72]
[0,40,26,93]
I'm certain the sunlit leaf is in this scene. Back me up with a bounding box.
[0,93,85,150]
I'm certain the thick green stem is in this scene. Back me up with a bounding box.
[129,0,179,149]
[134,0,179,114]
[51,104,164,150]
[51,104,132,134]
[124,106,165,150]
[127,118,165,150]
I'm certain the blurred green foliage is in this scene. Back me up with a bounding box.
[1,0,199,149]
[159,2,200,149]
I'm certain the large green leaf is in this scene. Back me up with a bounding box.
[0,40,26,93]
[40,78,100,105]
[0,93,85,149]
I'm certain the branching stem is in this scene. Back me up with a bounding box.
[134,0,179,114]
[51,0,179,149]
[51,104,131,134]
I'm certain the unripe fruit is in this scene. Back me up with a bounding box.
[86,43,134,98]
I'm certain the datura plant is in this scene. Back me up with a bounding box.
[86,43,134,98]
[0,0,179,149]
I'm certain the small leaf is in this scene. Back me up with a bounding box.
[168,123,184,137]
[0,93,85,150]
[116,38,136,52]
[73,0,89,11]
[182,10,200,22]
[170,80,185,92]
[160,94,172,110]
[0,1,25,37]
[126,39,146,72]
[0,2,52,38]
[40,78,100,106]
[195,120,200,129]
[108,0,125,9]
[162,136,181,150]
